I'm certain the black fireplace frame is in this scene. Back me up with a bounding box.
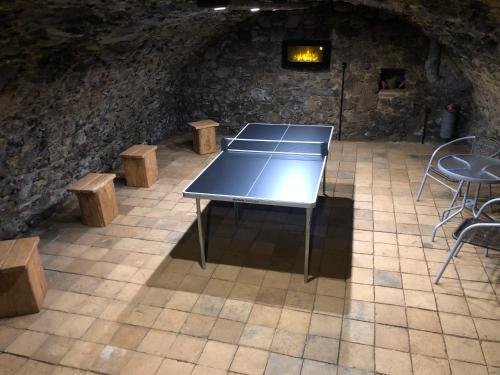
[282,40,331,71]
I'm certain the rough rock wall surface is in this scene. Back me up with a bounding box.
[0,0,243,238]
[181,6,470,140]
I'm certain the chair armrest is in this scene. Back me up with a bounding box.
[427,136,476,167]
[455,222,500,243]
[475,198,500,218]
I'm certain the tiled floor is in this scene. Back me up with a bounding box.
[1,135,499,375]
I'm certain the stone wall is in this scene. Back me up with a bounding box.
[181,5,471,140]
[0,1,244,238]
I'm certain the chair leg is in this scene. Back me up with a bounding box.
[435,241,464,284]
[485,247,489,257]
[416,173,429,201]
[442,180,463,220]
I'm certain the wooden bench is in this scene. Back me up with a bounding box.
[68,173,118,227]
[188,119,219,154]
[120,145,158,188]
[0,237,47,317]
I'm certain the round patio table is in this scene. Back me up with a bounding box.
[431,154,500,240]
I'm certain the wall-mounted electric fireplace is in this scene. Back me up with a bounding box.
[282,40,331,70]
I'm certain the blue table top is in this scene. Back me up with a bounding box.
[438,154,500,184]
[183,123,334,208]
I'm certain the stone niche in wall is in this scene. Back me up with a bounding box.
[181,4,471,141]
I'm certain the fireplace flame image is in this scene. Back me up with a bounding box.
[289,47,322,63]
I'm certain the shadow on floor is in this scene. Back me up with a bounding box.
[147,196,353,290]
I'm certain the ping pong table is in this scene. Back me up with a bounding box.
[183,122,334,282]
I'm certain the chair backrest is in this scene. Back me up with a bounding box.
[471,137,500,158]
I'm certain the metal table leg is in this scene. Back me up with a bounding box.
[432,181,470,241]
[323,169,326,196]
[304,207,312,283]
[196,198,206,268]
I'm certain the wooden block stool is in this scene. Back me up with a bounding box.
[188,119,219,154]
[120,145,158,188]
[0,237,47,317]
[68,173,118,227]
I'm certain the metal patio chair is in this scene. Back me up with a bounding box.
[416,136,500,205]
[434,197,500,284]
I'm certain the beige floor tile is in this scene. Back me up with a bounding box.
[449,360,488,375]
[209,318,244,344]
[153,308,188,332]
[341,319,374,345]
[167,334,206,363]
[435,293,470,315]
[375,324,409,351]
[343,300,374,322]
[409,329,446,358]
[248,304,282,328]
[157,358,194,375]
[110,324,148,350]
[220,299,253,322]
[468,298,500,319]
[198,340,237,370]
[473,317,500,341]
[375,286,405,306]
[346,283,374,302]
[317,278,346,298]
[165,291,199,311]
[412,354,451,375]
[180,313,216,338]
[192,295,225,317]
[230,346,269,375]
[338,341,374,372]
[277,309,311,334]
[60,341,103,369]
[229,282,260,301]
[404,290,437,310]
[0,327,21,351]
[120,352,162,375]
[309,314,342,339]
[375,347,412,375]
[406,308,441,332]
[0,353,28,374]
[445,335,484,364]
[262,271,291,290]
[239,324,275,350]
[270,330,306,357]
[314,295,344,316]
[32,335,75,364]
[284,290,315,311]
[82,319,120,345]
[375,303,407,327]
[15,360,55,375]
[204,279,235,298]
[256,286,287,306]
[303,335,339,364]
[5,330,48,357]
[481,341,500,367]
[138,329,176,356]
[439,312,477,338]
[91,345,133,374]
[402,274,432,291]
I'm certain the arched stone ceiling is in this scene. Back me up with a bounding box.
[1,0,498,130]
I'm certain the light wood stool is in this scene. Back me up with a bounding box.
[0,237,47,317]
[120,145,158,188]
[188,119,219,154]
[68,173,118,227]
